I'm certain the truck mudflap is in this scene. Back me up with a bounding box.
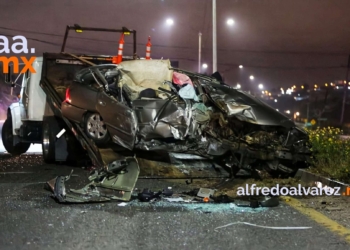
[46,157,140,203]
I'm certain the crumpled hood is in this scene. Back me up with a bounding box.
[205,83,295,128]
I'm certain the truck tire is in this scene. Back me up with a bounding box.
[1,118,30,155]
[42,116,56,163]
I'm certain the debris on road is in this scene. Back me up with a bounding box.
[214,221,312,231]
[162,187,173,197]
[164,197,184,202]
[325,206,343,211]
[138,188,162,202]
[46,158,139,203]
[118,202,128,207]
[197,188,215,198]
[260,196,279,207]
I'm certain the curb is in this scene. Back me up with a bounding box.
[295,169,350,194]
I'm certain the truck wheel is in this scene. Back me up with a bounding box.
[1,118,30,155]
[84,112,110,145]
[42,117,56,163]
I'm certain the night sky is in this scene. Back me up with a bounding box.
[1,0,350,90]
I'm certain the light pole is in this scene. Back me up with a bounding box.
[212,0,234,73]
[340,55,350,125]
[212,0,217,73]
[198,32,202,73]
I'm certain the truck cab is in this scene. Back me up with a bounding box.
[2,57,45,155]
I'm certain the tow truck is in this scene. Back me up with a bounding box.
[1,25,143,202]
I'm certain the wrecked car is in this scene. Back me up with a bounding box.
[61,59,311,178]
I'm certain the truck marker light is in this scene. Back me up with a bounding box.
[56,129,66,139]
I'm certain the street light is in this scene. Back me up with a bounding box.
[250,75,254,80]
[236,83,241,89]
[227,18,235,26]
[239,65,243,69]
[202,63,208,69]
[165,18,174,26]
[258,83,264,89]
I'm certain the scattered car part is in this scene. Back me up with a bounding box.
[197,188,215,198]
[47,157,140,203]
[162,187,173,197]
[164,197,184,202]
[138,188,162,202]
[259,196,279,207]
[234,196,280,208]
[234,200,260,208]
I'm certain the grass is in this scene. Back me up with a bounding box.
[307,126,350,183]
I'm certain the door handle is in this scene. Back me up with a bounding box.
[98,100,106,106]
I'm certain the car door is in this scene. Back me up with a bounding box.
[96,91,137,150]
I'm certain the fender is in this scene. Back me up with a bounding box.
[7,103,26,135]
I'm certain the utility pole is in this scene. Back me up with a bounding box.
[198,32,202,73]
[340,55,350,125]
[212,0,217,73]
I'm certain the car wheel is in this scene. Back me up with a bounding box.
[84,112,110,145]
[1,118,30,156]
[42,116,56,163]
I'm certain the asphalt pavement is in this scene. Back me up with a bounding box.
[0,123,350,250]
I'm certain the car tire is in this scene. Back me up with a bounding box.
[42,116,57,163]
[1,118,30,156]
[84,112,110,146]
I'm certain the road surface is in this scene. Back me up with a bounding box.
[0,154,349,250]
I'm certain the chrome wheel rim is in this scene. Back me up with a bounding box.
[87,114,107,139]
